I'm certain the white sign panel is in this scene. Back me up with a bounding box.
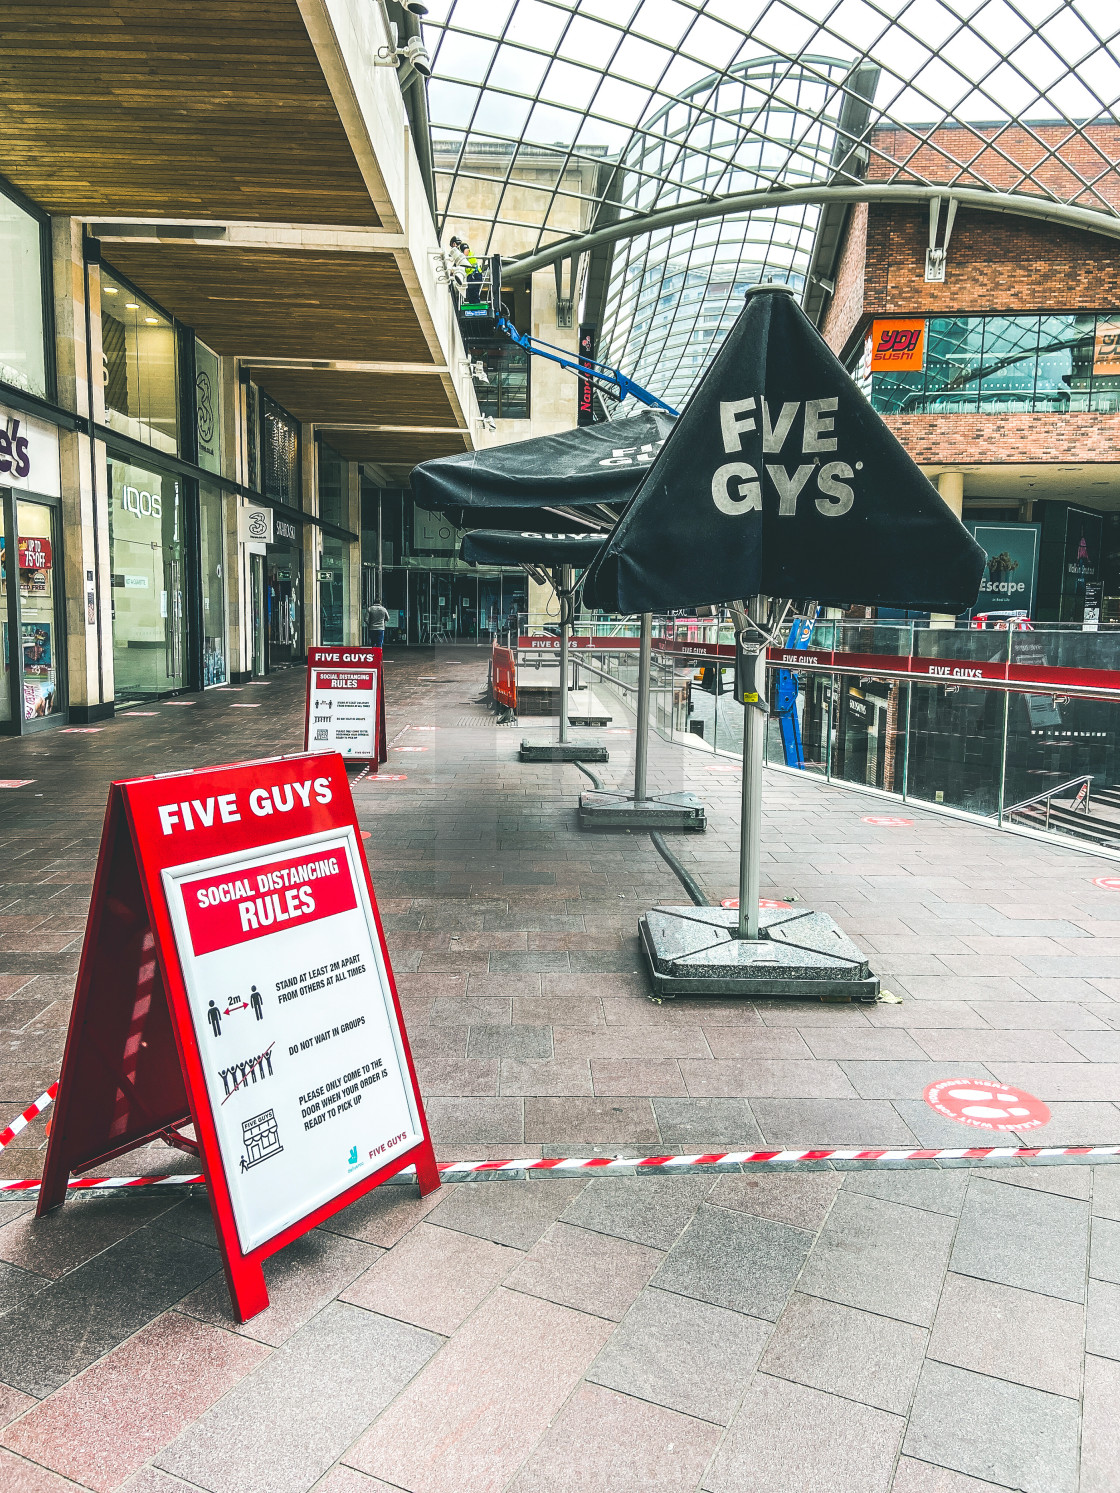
[238,501,274,547]
[0,404,62,497]
[162,827,421,1253]
[310,665,378,758]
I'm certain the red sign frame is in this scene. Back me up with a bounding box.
[303,647,387,765]
[37,751,437,1322]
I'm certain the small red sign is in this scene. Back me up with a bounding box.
[1093,876,1120,891]
[720,898,793,910]
[304,647,387,765]
[862,815,913,826]
[17,536,51,570]
[924,1079,1050,1132]
[0,779,33,788]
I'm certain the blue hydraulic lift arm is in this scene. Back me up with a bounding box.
[496,316,679,415]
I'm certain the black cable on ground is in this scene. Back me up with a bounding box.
[649,830,711,907]
[573,760,603,791]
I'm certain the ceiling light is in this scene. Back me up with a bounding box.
[124,302,139,310]
[144,316,159,324]
[103,285,118,295]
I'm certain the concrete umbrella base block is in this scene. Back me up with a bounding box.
[578,790,707,832]
[640,904,880,1000]
[519,740,610,763]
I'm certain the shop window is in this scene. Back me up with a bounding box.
[978,316,1039,412]
[319,536,349,645]
[195,340,222,473]
[266,531,303,667]
[1090,313,1120,413]
[0,185,49,400]
[1036,314,1094,411]
[318,440,346,528]
[923,317,983,411]
[473,344,530,419]
[259,390,300,507]
[101,269,179,454]
[199,483,227,685]
[107,459,186,698]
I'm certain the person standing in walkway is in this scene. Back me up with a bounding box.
[366,598,390,648]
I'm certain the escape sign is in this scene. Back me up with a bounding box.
[304,647,387,764]
[924,1078,1050,1132]
[37,752,437,1322]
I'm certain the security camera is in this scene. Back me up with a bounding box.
[402,34,431,77]
[472,360,490,386]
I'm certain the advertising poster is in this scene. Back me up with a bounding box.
[163,827,422,1253]
[964,523,1040,617]
[578,324,597,425]
[1061,508,1103,623]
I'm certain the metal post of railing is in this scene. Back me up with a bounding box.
[997,630,1013,827]
[634,612,652,803]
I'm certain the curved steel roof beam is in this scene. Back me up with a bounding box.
[504,181,1120,280]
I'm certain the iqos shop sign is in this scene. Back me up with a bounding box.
[121,483,163,519]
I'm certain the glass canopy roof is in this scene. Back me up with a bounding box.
[422,1,1120,410]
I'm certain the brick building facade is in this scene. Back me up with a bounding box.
[815,125,1120,623]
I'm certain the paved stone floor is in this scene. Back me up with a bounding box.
[0,653,1119,1490]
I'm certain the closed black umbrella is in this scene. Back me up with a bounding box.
[582,286,984,616]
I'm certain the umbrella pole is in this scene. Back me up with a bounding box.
[634,611,652,803]
[738,596,766,941]
[558,566,570,745]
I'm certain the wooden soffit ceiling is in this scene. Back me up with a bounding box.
[100,244,433,363]
[323,430,470,468]
[0,2,379,225]
[252,369,459,429]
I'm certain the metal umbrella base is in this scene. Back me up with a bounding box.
[639,904,879,1000]
[520,739,609,763]
[578,790,706,831]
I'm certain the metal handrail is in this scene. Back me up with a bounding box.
[1005,774,1093,828]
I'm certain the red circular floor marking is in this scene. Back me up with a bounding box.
[924,1078,1050,1132]
[862,815,913,826]
[394,746,427,752]
[720,898,793,911]
[1093,876,1120,891]
[371,774,408,781]
[360,831,371,840]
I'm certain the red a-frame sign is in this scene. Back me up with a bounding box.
[304,646,388,765]
[38,751,438,1322]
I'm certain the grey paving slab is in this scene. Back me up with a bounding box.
[507,1381,721,1493]
[0,1222,219,1398]
[652,1202,812,1321]
[749,1097,920,1147]
[840,1167,969,1216]
[506,1221,662,1321]
[950,1177,1089,1301]
[708,1171,841,1231]
[586,1285,770,1425]
[1080,1353,1120,1493]
[559,1176,714,1249]
[1093,1164,1120,1220]
[651,1097,763,1146]
[704,1374,904,1493]
[797,1192,956,1327]
[178,1228,377,1346]
[427,1177,588,1250]
[890,1458,1011,1492]
[466,1024,552,1059]
[1085,1277,1120,1360]
[158,1303,440,1493]
[926,1272,1084,1397]
[902,1360,1080,1493]
[1089,1213,1120,1284]
[760,1291,927,1414]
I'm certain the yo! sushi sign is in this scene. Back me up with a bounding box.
[0,406,61,496]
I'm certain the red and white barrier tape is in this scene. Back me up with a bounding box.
[3,1142,1120,1196]
[0,1083,57,1153]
